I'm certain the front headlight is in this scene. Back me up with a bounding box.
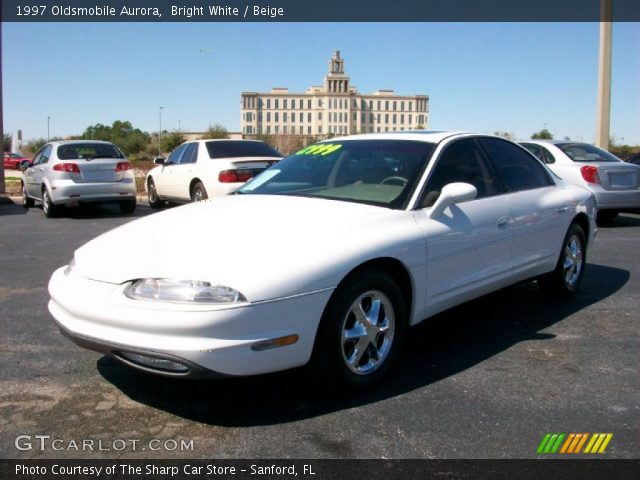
[124,279,247,304]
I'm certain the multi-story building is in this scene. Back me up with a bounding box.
[240,51,429,138]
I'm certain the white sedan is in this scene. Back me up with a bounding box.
[520,140,640,223]
[145,139,282,207]
[49,131,597,387]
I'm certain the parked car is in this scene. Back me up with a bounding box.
[520,141,640,223]
[145,139,282,207]
[21,140,136,217]
[49,131,596,387]
[3,152,31,169]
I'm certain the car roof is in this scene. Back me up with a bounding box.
[328,130,469,144]
[48,140,116,147]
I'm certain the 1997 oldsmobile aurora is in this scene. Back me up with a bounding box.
[48,131,597,387]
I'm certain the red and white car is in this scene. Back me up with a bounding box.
[145,139,282,207]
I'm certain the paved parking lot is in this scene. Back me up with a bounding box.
[0,200,638,459]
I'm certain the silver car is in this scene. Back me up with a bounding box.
[20,140,137,217]
[520,140,640,223]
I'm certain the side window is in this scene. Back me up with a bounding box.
[180,143,198,164]
[479,138,553,192]
[34,145,53,165]
[166,144,188,165]
[421,138,503,207]
[521,143,555,164]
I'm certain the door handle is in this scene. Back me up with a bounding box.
[497,217,511,228]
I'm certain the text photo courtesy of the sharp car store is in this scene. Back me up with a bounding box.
[1,0,639,479]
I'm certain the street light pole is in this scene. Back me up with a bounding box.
[47,116,50,141]
[596,0,612,149]
[158,107,164,156]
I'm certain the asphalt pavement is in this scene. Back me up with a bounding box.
[0,200,638,459]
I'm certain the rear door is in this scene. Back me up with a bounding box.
[478,137,570,278]
[172,143,198,200]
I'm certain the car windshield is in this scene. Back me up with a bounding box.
[57,143,124,160]
[237,140,435,209]
[205,141,282,159]
[557,143,620,163]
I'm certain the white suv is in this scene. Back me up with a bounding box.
[145,139,282,207]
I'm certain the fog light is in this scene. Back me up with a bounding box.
[119,352,188,373]
[251,334,299,351]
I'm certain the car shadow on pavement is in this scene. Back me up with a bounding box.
[600,213,640,228]
[97,263,629,427]
[0,199,28,216]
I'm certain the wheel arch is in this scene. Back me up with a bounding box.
[572,212,590,246]
[189,178,204,195]
[331,257,415,325]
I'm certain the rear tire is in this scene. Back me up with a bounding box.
[540,223,586,297]
[596,210,619,225]
[22,183,34,208]
[191,181,208,202]
[119,199,136,214]
[42,188,61,218]
[147,178,163,209]
[311,269,406,388]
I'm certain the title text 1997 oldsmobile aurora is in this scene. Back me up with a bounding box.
[48,131,597,387]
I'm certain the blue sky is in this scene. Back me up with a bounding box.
[3,22,639,144]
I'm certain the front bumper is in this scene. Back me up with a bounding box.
[48,267,333,377]
[50,178,136,205]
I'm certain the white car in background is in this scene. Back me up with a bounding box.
[49,131,596,387]
[520,140,640,223]
[20,140,136,217]
[145,139,282,207]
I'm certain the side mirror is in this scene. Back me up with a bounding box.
[154,157,165,165]
[19,160,31,171]
[428,182,477,218]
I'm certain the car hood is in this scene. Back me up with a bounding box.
[72,195,420,302]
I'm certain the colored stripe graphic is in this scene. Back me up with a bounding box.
[584,433,613,453]
[539,433,613,454]
[537,433,565,454]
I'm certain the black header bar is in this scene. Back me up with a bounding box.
[1,0,639,22]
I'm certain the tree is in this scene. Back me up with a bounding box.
[531,128,553,140]
[493,131,516,141]
[161,131,186,153]
[23,138,48,155]
[200,124,229,139]
[81,120,150,157]
[2,133,11,152]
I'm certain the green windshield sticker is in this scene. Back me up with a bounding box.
[296,143,342,156]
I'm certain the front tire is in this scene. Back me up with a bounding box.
[22,183,34,208]
[540,223,586,297]
[147,178,163,209]
[312,269,406,388]
[42,189,61,218]
[191,181,208,202]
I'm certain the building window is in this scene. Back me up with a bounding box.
[308,112,311,122]
[275,112,279,122]
[275,125,279,133]
[400,114,404,124]
[408,102,412,111]
[369,113,374,123]
[267,126,271,134]
[400,102,404,111]
[275,99,279,109]
[353,112,357,120]
[385,101,389,111]
[408,114,412,124]
[393,114,397,124]
[377,101,381,110]
[318,112,322,120]
[308,126,311,134]
[283,112,288,123]
[385,114,389,123]
[267,99,271,109]
[299,126,303,134]
[258,112,262,122]
[267,112,271,122]
[284,126,288,134]
[308,99,312,109]
[393,101,397,111]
